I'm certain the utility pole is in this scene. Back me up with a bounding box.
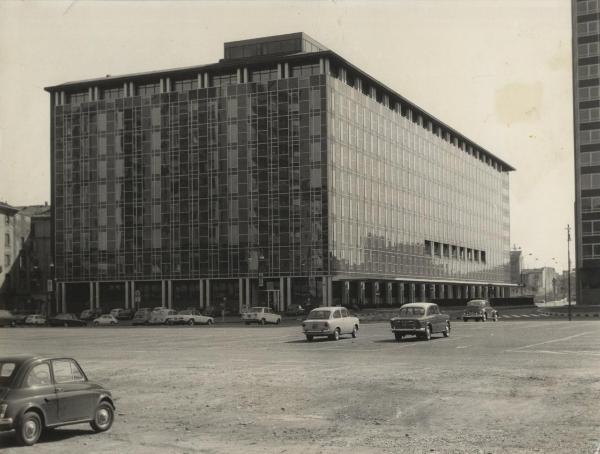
[566,224,572,321]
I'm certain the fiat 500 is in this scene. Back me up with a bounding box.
[390,302,450,341]
[302,306,359,341]
[0,355,114,446]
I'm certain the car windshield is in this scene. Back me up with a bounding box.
[0,362,17,385]
[179,310,192,315]
[308,310,331,320]
[398,307,425,317]
[467,301,485,307]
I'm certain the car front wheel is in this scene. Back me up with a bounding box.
[188,319,195,326]
[394,333,403,341]
[260,319,266,325]
[16,411,43,446]
[351,325,358,338]
[90,401,114,433]
[329,329,340,341]
[207,319,213,326]
[443,322,450,337]
[493,313,498,322]
[306,335,313,342]
[422,326,431,341]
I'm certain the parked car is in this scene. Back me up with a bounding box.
[241,306,281,325]
[24,315,46,326]
[168,309,214,326]
[148,308,177,325]
[302,306,360,341]
[0,355,114,446]
[390,302,450,341]
[10,311,28,326]
[0,310,17,327]
[462,299,498,322]
[93,314,119,326]
[131,307,153,325]
[109,308,125,319]
[47,313,87,327]
[285,304,306,316]
[80,308,103,322]
[116,308,135,320]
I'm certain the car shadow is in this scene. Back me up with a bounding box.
[372,336,446,343]
[285,337,353,344]
[0,426,96,447]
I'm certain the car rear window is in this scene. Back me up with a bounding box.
[0,362,16,385]
[398,307,425,316]
[308,310,331,320]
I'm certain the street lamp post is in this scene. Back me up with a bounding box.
[566,225,572,321]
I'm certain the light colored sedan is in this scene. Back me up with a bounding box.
[302,306,359,341]
[92,314,119,326]
[24,314,46,326]
[168,309,214,326]
[241,307,281,325]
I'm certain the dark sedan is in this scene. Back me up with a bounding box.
[47,313,88,327]
[0,310,17,327]
[390,302,450,341]
[0,355,115,446]
[462,299,498,322]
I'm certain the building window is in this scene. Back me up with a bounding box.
[4,233,9,247]
[249,68,278,83]
[581,173,600,190]
[4,254,9,267]
[212,73,237,87]
[137,82,160,97]
[69,92,88,106]
[290,63,320,78]
[102,87,124,101]
[174,79,198,93]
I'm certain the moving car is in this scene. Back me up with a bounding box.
[47,313,87,327]
[148,308,177,325]
[462,299,498,322]
[92,314,119,326]
[0,355,114,446]
[241,306,281,325]
[168,309,214,326]
[302,306,359,341]
[390,302,450,341]
[80,308,103,322]
[24,315,46,326]
[0,310,17,327]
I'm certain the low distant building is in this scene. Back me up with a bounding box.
[509,249,523,284]
[0,202,52,312]
[521,267,558,302]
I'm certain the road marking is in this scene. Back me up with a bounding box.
[509,349,600,357]
[456,345,471,349]
[510,331,595,351]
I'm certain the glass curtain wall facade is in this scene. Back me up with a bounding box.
[47,33,513,314]
[573,0,600,304]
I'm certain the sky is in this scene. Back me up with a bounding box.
[0,0,573,272]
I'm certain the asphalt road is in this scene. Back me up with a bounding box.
[1,320,599,453]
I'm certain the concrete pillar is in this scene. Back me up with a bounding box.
[89,282,94,310]
[431,284,437,300]
[129,82,134,97]
[123,82,128,96]
[165,78,171,92]
[327,277,332,308]
[125,281,129,309]
[54,92,60,106]
[324,59,330,75]
[243,67,248,83]
[95,282,100,309]
[386,282,392,305]
[343,281,350,306]
[88,87,93,101]
[277,63,282,79]
[483,286,489,299]
[398,283,404,306]
[206,280,211,308]
[203,73,209,88]
[322,277,328,306]
[130,281,136,311]
[197,73,203,89]
[61,283,67,313]
[409,283,416,304]
[247,278,252,309]
[199,279,204,309]
[239,278,244,314]
[420,283,426,301]
[439,284,445,300]
[287,277,291,309]
[319,58,325,74]
[372,281,378,306]
[236,68,242,84]
[161,280,166,307]
[279,277,285,311]
[471,286,476,299]
[167,280,172,309]
[284,63,289,79]
[60,91,66,105]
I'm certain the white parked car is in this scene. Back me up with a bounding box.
[241,306,281,325]
[149,308,177,325]
[24,314,46,326]
[168,309,214,326]
[92,314,119,326]
[302,306,359,341]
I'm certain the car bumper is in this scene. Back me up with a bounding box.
[392,328,426,334]
[303,329,333,336]
[0,417,14,431]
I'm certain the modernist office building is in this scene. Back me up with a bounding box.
[45,33,513,314]
[573,1,600,305]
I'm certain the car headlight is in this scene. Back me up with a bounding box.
[0,403,7,418]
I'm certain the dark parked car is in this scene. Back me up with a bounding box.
[390,302,450,341]
[0,310,17,327]
[116,308,135,320]
[131,307,153,325]
[10,311,29,326]
[0,355,114,446]
[285,304,306,316]
[47,313,88,327]
[462,299,498,322]
[80,308,103,322]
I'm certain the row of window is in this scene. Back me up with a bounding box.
[577,0,600,15]
[581,172,600,190]
[579,129,600,145]
[577,18,600,36]
[582,196,600,211]
[581,150,600,167]
[582,243,600,258]
[583,220,600,235]
[579,106,600,123]
[578,86,600,102]
[578,42,600,59]
[424,240,486,263]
